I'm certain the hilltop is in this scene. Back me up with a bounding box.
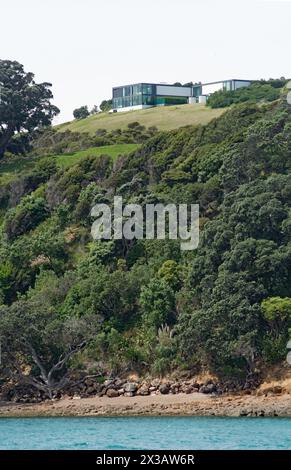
[57,103,225,134]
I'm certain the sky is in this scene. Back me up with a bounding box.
[1,0,291,123]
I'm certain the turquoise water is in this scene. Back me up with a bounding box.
[0,417,290,450]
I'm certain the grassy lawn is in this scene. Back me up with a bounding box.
[54,143,139,168]
[57,104,226,134]
[0,143,139,183]
[0,155,38,185]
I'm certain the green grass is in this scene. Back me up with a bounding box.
[0,155,38,185]
[58,104,226,134]
[0,143,139,184]
[54,143,139,168]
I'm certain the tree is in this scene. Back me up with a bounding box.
[261,297,291,335]
[140,278,176,332]
[73,105,89,120]
[0,299,101,398]
[90,105,99,115]
[0,60,59,159]
[100,99,112,112]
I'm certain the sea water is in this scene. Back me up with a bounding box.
[0,416,290,450]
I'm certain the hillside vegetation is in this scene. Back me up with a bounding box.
[0,86,290,398]
[207,78,287,108]
[0,144,139,185]
[58,104,225,133]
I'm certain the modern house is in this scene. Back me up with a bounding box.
[112,79,253,112]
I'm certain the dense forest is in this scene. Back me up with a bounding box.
[0,69,290,398]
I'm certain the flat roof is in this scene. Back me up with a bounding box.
[113,79,254,90]
[112,82,195,90]
[198,79,254,87]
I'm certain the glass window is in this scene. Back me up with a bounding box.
[133,95,142,106]
[113,97,123,108]
[124,86,132,97]
[192,86,202,97]
[142,95,155,106]
[142,84,153,95]
[113,88,123,98]
[123,96,132,107]
[223,81,232,91]
[133,84,142,95]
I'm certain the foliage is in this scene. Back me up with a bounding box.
[207,80,286,108]
[73,106,90,120]
[0,94,290,386]
[100,99,112,112]
[0,60,59,158]
[30,124,157,157]
[0,295,101,397]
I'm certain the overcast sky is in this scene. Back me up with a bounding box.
[1,0,290,123]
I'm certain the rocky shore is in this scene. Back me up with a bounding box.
[1,370,290,418]
[0,392,290,418]
[1,375,260,404]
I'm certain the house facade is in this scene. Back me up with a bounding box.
[112,79,252,112]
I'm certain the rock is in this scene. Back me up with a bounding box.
[118,388,125,395]
[191,382,200,389]
[149,386,157,392]
[137,387,150,396]
[151,379,160,388]
[104,379,114,388]
[159,384,170,395]
[273,385,283,394]
[199,383,217,394]
[124,392,134,397]
[114,378,125,388]
[106,388,119,398]
[124,382,138,393]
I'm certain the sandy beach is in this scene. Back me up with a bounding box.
[0,392,290,418]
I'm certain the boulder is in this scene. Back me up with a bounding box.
[191,382,200,389]
[159,384,170,395]
[199,383,217,394]
[114,378,125,388]
[124,382,138,393]
[106,388,119,398]
[104,379,114,388]
[151,379,160,388]
[137,386,150,396]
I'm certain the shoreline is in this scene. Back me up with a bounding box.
[0,392,290,418]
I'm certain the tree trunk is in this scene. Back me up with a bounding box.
[0,126,14,159]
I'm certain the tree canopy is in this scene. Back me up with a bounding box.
[73,105,90,120]
[0,60,59,158]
